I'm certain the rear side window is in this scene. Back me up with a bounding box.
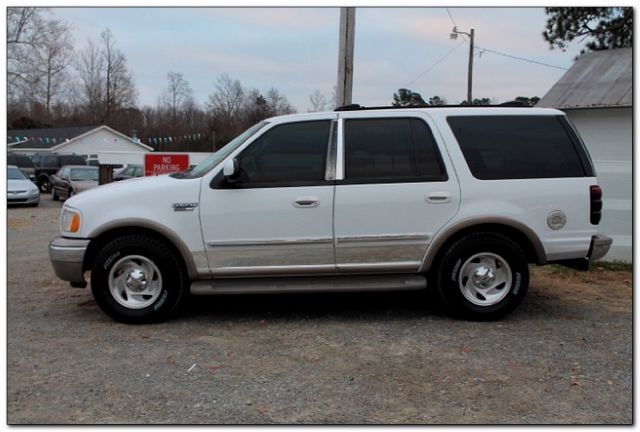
[43,156,59,167]
[343,118,446,183]
[447,115,589,180]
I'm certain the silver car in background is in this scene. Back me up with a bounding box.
[8,165,40,206]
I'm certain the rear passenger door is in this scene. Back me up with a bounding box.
[333,111,460,273]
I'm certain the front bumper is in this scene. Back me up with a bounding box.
[7,193,40,205]
[588,234,613,261]
[49,237,90,287]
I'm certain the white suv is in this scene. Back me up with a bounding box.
[49,105,611,323]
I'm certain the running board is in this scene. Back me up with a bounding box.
[190,274,426,295]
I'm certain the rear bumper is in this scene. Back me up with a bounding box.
[49,237,90,287]
[588,234,613,261]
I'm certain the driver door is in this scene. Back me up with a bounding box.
[200,115,338,276]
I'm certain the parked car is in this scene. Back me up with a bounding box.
[114,164,144,181]
[7,165,39,206]
[30,153,87,193]
[7,153,36,182]
[49,105,611,324]
[50,165,99,201]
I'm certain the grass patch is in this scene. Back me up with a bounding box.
[592,261,633,272]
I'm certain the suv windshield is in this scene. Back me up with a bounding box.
[182,121,268,178]
[70,168,99,181]
[8,166,26,180]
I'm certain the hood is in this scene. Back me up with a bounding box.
[65,174,198,209]
[8,178,37,192]
[71,180,99,192]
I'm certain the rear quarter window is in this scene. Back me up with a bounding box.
[447,115,591,180]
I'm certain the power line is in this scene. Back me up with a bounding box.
[444,7,568,71]
[403,42,465,88]
[476,46,569,70]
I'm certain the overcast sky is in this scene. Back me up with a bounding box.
[52,7,585,111]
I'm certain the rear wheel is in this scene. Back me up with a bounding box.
[38,177,50,193]
[435,232,529,320]
[91,235,188,324]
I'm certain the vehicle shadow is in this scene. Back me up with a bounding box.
[182,289,450,323]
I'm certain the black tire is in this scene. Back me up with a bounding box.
[51,188,59,201]
[38,177,50,193]
[91,235,189,324]
[68,188,74,199]
[435,232,529,320]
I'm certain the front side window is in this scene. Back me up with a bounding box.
[235,120,331,186]
[343,117,446,183]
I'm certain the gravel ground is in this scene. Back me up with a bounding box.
[7,194,632,424]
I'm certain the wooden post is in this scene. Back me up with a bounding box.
[98,164,114,185]
[336,7,356,108]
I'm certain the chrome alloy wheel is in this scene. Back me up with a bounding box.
[108,255,163,309]
[458,252,512,306]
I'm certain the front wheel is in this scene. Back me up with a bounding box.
[38,178,50,193]
[91,235,188,324]
[52,188,59,201]
[435,232,529,320]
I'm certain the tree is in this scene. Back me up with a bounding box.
[392,88,426,107]
[77,38,105,123]
[32,18,74,114]
[309,89,329,112]
[207,73,245,129]
[514,96,540,106]
[460,97,492,105]
[543,7,632,54]
[7,7,48,101]
[100,28,137,123]
[163,72,193,127]
[265,87,295,116]
[428,95,446,106]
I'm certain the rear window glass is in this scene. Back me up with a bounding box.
[447,115,588,180]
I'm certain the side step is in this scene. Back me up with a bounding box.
[190,274,426,295]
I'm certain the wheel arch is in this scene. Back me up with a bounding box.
[83,220,198,280]
[421,218,546,272]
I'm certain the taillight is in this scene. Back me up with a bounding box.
[590,185,602,225]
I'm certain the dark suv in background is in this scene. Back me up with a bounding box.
[30,153,87,192]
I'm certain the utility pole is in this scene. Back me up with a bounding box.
[336,7,355,107]
[450,26,475,104]
[467,28,475,105]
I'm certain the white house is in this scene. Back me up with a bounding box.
[539,48,632,262]
[7,125,152,162]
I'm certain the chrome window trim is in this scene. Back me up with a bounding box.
[324,120,337,181]
[335,118,345,180]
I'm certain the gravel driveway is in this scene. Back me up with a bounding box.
[7,194,632,424]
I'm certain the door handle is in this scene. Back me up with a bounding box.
[426,191,452,203]
[293,196,320,208]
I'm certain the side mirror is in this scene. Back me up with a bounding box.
[223,158,240,183]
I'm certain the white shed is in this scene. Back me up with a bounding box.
[539,48,632,262]
[7,125,152,162]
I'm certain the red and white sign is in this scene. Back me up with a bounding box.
[144,154,190,176]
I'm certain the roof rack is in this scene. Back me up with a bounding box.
[334,101,532,111]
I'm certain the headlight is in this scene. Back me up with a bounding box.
[61,208,81,233]
[28,187,39,196]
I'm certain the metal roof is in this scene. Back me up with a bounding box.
[8,125,98,148]
[538,48,631,109]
